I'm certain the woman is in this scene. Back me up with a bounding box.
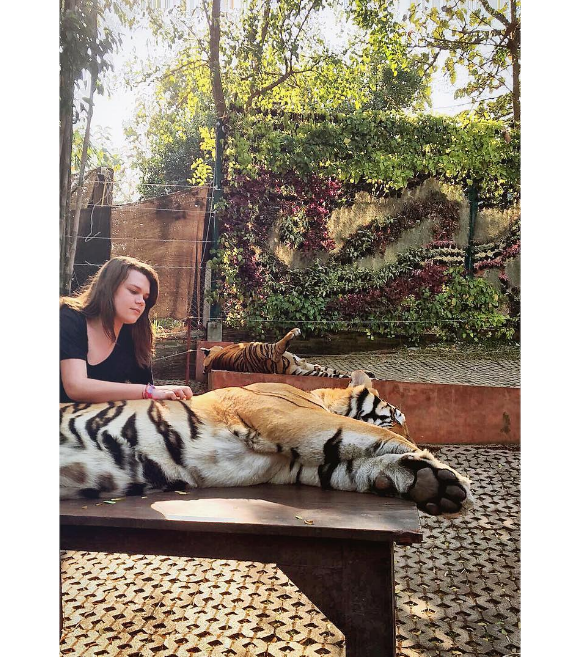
[60,256,193,403]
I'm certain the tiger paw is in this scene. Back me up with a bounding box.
[400,451,473,517]
[290,328,301,338]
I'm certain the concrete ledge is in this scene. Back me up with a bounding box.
[208,370,520,446]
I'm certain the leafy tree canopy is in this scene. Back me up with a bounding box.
[127,0,432,192]
[404,0,521,123]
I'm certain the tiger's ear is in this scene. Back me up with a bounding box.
[349,370,373,388]
[202,345,224,357]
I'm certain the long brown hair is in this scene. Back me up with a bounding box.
[61,256,160,368]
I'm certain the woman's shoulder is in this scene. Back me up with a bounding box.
[60,302,88,359]
[60,303,86,326]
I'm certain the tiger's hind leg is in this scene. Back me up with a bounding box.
[272,327,301,360]
[289,356,351,378]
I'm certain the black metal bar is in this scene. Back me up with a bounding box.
[465,184,478,276]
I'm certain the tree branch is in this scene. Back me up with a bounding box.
[480,0,511,27]
[260,0,271,47]
[161,59,206,82]
[422,50,441,76]
[244,63,320,109]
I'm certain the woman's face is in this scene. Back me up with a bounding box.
[113,269,151,325]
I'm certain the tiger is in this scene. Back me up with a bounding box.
[201,327,375,379]
[312,370,411,440]
[60,372,472,517]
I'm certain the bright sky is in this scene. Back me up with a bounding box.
[88,1,480,202]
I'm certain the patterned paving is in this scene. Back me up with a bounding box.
[60,446,520,657]
[302,348,520,388]
[394,446,520,656]
[60,555,344,656]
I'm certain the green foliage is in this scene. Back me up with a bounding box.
[364,63,429,111]
[134,117,213,198]
[278,209,309,249]
[212,165,518,345]
[71,125,121,173]
[60,0,119,90]
[420,268,513,343]
[214,249,516,343]
[405,0,521,122]
[356,267,512,345]
[60,0,137,99]
[130,0,431,190]
[226,110,520,206]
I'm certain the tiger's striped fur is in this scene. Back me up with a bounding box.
[60,377,472,517]
[313,370,411,441]
[202,328,374,379]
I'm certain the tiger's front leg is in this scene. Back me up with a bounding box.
[268,450,473,517]
[229,402,473,517]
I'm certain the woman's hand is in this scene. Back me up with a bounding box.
[152,385,194,401]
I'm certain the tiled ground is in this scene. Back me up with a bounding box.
[60,446,520,657]
[394,445,520,656]
[301,347,520,388]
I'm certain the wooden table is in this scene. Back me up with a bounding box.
[60,486,422,656]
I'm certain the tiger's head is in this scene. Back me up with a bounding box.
[201,344,233,374]
[201,346,219,374]
[313,370,412,441]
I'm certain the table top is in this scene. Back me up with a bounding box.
[61,485,422,544]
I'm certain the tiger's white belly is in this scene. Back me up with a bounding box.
[182,426,287,487]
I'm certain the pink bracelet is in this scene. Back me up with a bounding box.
[142,383,156,399]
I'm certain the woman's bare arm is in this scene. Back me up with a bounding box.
[61,359,193,402]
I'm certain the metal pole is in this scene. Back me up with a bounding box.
[210,118,225,323]
[184,314,191,386]
[465,185,478,277]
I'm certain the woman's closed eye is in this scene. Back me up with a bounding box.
[130,287,148,300]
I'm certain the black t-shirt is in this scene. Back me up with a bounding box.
[59,305,153,403]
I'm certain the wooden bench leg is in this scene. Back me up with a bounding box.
[280,542,396,657]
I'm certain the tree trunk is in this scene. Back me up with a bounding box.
[59,80,74,294]
[510,1,521,124]
[59,0,77,295]
[64,65,98,292]
[209,0,226,118]
[511,46,520,124]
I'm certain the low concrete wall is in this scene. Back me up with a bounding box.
[208,370,520,446]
